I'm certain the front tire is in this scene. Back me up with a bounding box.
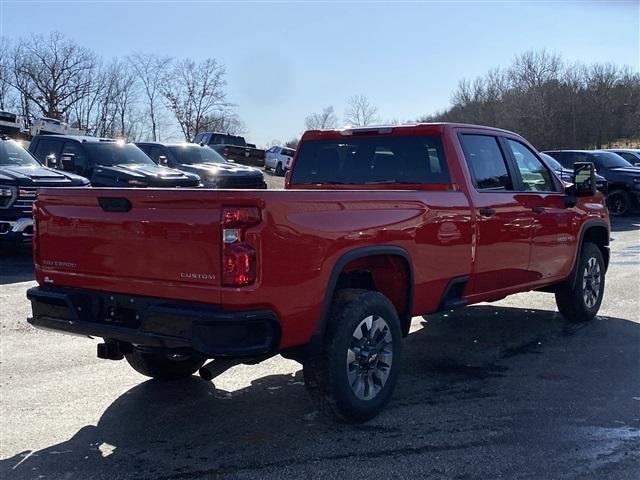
[555,242,605,322]
[606,189,630,216]
[125,350,206,380]
[275,162,284,176]
[303,289,402,423]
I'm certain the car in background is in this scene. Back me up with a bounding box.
[1,136,88,243]
[136,142,266,189]
[539,152,607,193]
[604,149,640,167]
[29,135,201,188]
[192,132,265,168]
[265,146,296,176]
[543,149,640,216]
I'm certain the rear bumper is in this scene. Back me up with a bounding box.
[27,286,280,357]
[0,217,34,243]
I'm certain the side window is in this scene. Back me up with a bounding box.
[460,134,513,191]
[33,139,63,165]
[617,152,637,163]
[62,142,88,172]
[506,139,557,192]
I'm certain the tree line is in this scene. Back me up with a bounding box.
[0,31,245,142]
[420,50,640,150]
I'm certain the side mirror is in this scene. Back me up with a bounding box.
[60,153,77,172]
[158,155,169,167]
[45,153,57,168]
[574,162,597,197]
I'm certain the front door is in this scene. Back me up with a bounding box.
[503,138,576,281]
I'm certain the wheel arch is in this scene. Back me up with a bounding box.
[569,219,610,289]
[308,246,414,353]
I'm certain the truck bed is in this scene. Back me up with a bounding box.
[33,187,473,347]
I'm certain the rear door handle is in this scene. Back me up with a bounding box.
[532,206,546,214]
[478,208,496,217]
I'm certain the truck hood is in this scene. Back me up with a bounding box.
[182,162,262,178]
[0,165,88,186]
[608,167,640,175]
[98,164,201,184]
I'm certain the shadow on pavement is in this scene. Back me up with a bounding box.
[2,305,639,479]
[0,246,34,285]
[610,215,640,233]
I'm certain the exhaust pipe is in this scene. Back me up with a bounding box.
[199,358,243,381]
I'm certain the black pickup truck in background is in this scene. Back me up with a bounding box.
[29,135,201,188]
[136,142,267,189]
[0,137,89,244]
[193,132,266,168]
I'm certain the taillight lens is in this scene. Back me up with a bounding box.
[222,206,260,286]
[223,243,256,286]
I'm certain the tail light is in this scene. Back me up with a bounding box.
[222,206,260,286]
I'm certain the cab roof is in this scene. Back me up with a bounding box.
[301,122,523,140]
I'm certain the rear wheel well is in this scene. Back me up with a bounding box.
[335,254,412,335]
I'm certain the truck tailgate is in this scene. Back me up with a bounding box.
[34,188,223,303]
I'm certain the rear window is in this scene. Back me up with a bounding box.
[291,135,450,185]
[282,148,295,157]
[211,134,246,147]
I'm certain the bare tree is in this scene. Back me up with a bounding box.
[128,52,171,141]
[10,31,97,120]
[199,111,246,136]
[160,58,229,141]
[0,38,17,111]
[304,106,337,130]
[344,95,379,126]
[422,50,640,150]
[284,138,299,149]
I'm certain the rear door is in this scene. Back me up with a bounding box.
[35,189,223,304]
[458,133,535,294]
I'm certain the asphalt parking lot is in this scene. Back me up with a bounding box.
[1,212,639,480]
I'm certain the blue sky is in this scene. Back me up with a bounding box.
[1,0,638,145]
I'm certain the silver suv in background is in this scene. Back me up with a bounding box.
[265,146,295,176]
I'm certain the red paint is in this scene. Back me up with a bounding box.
[32,123,609,349]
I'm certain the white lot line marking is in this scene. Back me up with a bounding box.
[12,450,36,470]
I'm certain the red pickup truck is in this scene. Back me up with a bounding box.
[27,123,610,422]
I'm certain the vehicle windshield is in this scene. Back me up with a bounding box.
[291,135,450,185]
[168,145,227,165]
[0,140,40,167]
[540,153,562,170]
[84,142,156,167]
[593,151,634,168]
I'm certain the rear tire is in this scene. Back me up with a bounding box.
[275,162,284,176]
[303,289,402,423]
[606,189,630,216]
[555,242,605,323]
[125,350,206,380]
